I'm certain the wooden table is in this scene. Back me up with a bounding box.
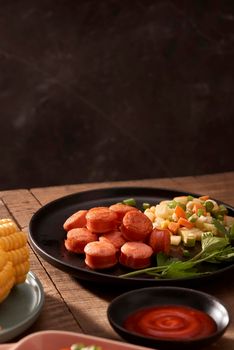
[1,172,234,349]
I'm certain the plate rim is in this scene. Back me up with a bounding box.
[6,330,153,350]
[28,186,234,286]
[0,271,44,343]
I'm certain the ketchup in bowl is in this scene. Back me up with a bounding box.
[123,305,217,340]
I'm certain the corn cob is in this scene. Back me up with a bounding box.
[0,231,27,251]
[14,260,30,284]
[0,249,15,303]
[0,218,30,303]
[0,220,18,237]
[0,250,8,270]
[7,246,29,266]
[0,218,12,225]
[7,246,30,284]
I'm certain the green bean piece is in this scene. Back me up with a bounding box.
[188,215,197,223]
[167,200,177,208]
[197,208,205,217]
[142,202,150,210]
[187,195,194,202]
[219,204,228,215]
[122,198,136,206]
[205,201,214,212]
[178,203,186,211]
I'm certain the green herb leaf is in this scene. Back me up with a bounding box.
[162,267,200,279]
[212,219,229,236]
[229,224,234,242]
[201,234,229,255]
[156,252,178,266]
[206,246,234,263]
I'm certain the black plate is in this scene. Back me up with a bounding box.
[29,187,234,287]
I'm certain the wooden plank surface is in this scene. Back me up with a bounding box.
[0,171,234,348]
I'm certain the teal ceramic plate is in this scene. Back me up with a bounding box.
[0,271,44,343]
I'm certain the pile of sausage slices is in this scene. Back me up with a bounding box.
[63,203,170,270]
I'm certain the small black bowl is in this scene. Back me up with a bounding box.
[107,287,230,350]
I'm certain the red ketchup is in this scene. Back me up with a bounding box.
[123,305,217,340]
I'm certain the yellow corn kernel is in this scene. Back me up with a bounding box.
[14,260,30,284]
[0,277,15,303]
[0,259,14,285]
[144,210,155,222]
[161,220,170,229]
[0,218,12,225]
[0,218,30,302]
[0,231,27,251]
[149,206,156,213]
[7,246,29,266]
[0,249,8,270]
[0,221,18,237]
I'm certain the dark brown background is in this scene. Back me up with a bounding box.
[1,0,233,190]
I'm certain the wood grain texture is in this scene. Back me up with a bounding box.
[0,171,233,347]
[30,172,234,207]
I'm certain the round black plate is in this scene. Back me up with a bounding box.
[29,187,234,287]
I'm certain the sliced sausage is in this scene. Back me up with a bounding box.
[119,242,153,269]
[63,210,88,231]
[109,203,138,223]
[99,230,126,252]
[84,241,117,269]
[65,228,98,254]
[86,207,118,233]
[121,210,153,241]
[148,228,171,254]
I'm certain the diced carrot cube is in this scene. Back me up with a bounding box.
[175,205,186,218]
[178,217,195,229]
[199,195,210,201]
[168,222,180,234]
[193,203,206,216]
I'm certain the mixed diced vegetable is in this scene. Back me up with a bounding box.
[143,195,234,248]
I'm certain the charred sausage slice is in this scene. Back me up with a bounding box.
[65,227,98,254]
[121,210,153,241]
[109,203,138,223]
[119,241,153,269]
[99,230,126,252]
[86,207,118,233]
[84,241,117,269]
[63,210,88,231]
